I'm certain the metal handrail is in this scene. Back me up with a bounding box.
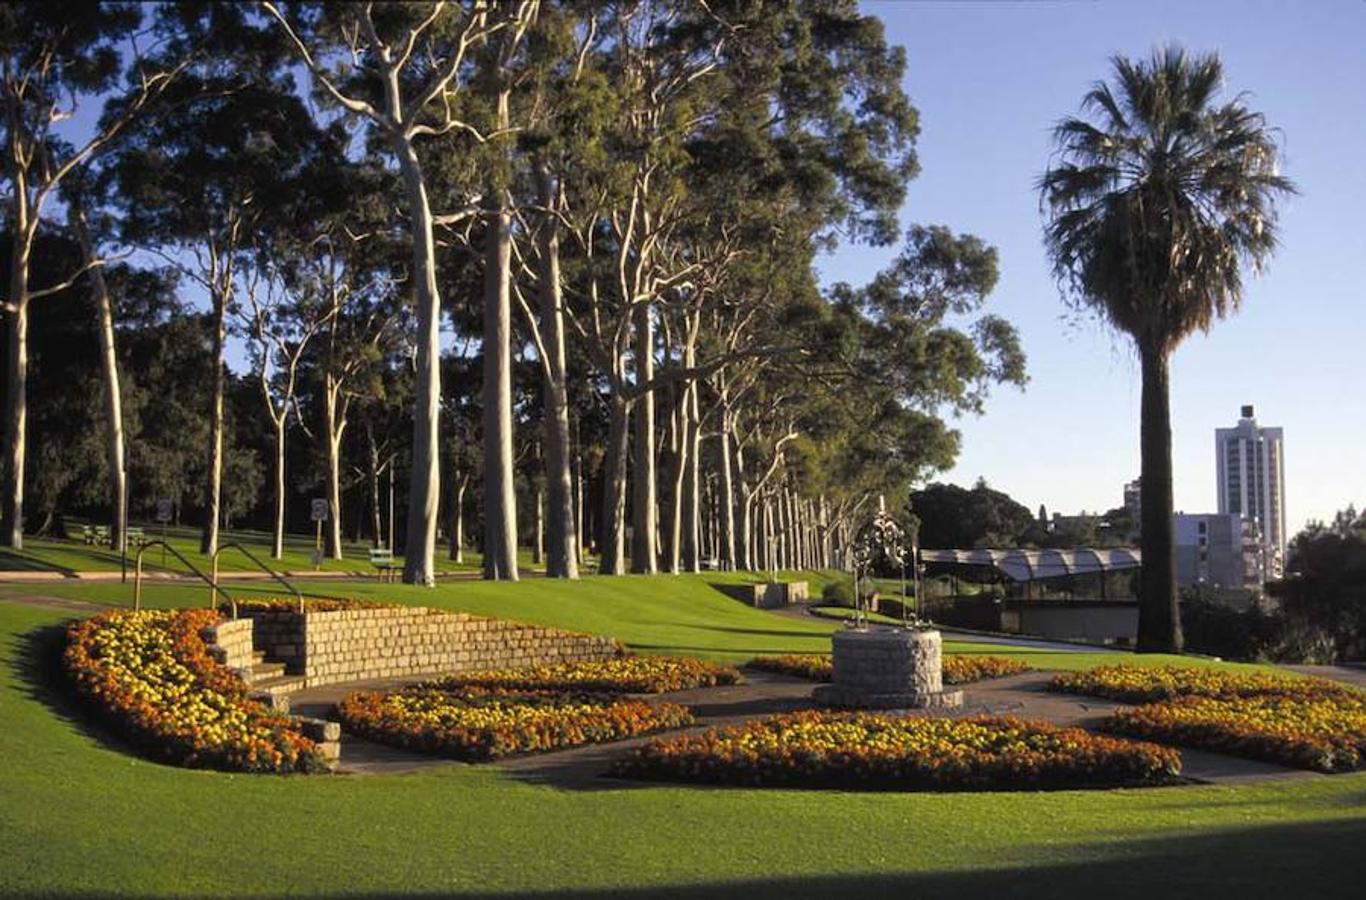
[133,541,233,612]
[210,542,304,618]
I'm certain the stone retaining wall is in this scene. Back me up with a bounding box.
[203,618,255,669]
[241,607,624,687]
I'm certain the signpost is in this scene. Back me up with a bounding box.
[311,498,329,570]
[155,498,173,567]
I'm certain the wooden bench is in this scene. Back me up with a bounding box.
[126,527,148,547]
[80,524,96,545]
[93,525,110,546]
[370,547,399,583]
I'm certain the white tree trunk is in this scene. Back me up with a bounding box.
[71,202,126,551]
[481,194,519,581]
[395,141,442,586]
[200,284,226,556]
[599,391,630,575]
[630,303,658,573]
[534,161,578,578]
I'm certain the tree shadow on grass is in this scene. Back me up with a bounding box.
[0,547,77,574]
[8,620,150,762]
[706,580,762,607]
[8,816,1363,899]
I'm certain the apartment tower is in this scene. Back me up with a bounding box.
[1215,405,1285,579]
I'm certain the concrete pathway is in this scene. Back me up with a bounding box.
[1285,664,1366,690]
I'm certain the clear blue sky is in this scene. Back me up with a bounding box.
[817,0,1366,535]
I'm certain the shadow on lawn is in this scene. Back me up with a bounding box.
[303,816,1366,899]
[12,816,1363,899]
[0,547,77,574]
[8,620,148,761]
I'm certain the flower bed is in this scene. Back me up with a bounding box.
[63,609,326,773]
[223,597,396,614]
[1048,664,1357,704]
[338,685,692,761]
[611,711,1181,790]
[749,653,1032,685]
[1050,664,1366,772]
[432,656,742,694]
[1103,693,1366,773]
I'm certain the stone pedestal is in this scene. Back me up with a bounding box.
[750,580,810,609]
[812,627,963,709]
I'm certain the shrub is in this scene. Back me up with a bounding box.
[63,609,326,773]
[338,685,692,761]
[611,711,1181,790]
[749,654,1032,685]
[430,656,741,694]
[821,579,855,607]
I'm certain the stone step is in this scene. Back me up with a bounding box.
[247,661,287,681]
[252,650,268,664]
[247,674,307,712]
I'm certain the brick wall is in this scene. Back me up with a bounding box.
[203,618,255,669]
[240,607,623,687]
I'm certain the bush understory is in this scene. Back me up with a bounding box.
[611,711,1182,790]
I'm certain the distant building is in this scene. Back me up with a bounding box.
[1215,405,1285,578]
[1174,512,1264,591]
[1123,478,1141,519]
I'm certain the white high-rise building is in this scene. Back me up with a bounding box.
[1216,405,1285,579]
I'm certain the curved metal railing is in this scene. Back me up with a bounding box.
[132,541,233,612]
[210,542,304,617]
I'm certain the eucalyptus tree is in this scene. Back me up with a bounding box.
[0,1,190,548]
[285,163,406,559]
[265,1,537,585]
[1040,47,1293,652]
[112,35,329,554]
[236,249,334,559]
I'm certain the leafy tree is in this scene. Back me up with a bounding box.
[1040,47,1294,652]
[0,1,187,548]
[265,1,537,586]
[1271,510,1366,662]
[910,480,1035,549]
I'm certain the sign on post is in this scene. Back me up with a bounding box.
[311,498,329,571]
[155,499,173,523]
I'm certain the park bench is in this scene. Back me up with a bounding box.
[126,527,148,547]
[94,525,110,546]
[80,524,96,545]
[370,547,399,583]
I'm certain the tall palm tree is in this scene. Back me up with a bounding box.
[1040,46,1294,652]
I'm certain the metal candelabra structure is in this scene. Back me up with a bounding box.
[850,502,927,630]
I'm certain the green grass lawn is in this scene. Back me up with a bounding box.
[5,569,1221,672]
[0,522,514,576]
[2,596,1365,898]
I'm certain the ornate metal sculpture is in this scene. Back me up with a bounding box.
[850,501,926,630]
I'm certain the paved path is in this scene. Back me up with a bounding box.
[1286,664,1366,690]
[291,668,1318,788]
